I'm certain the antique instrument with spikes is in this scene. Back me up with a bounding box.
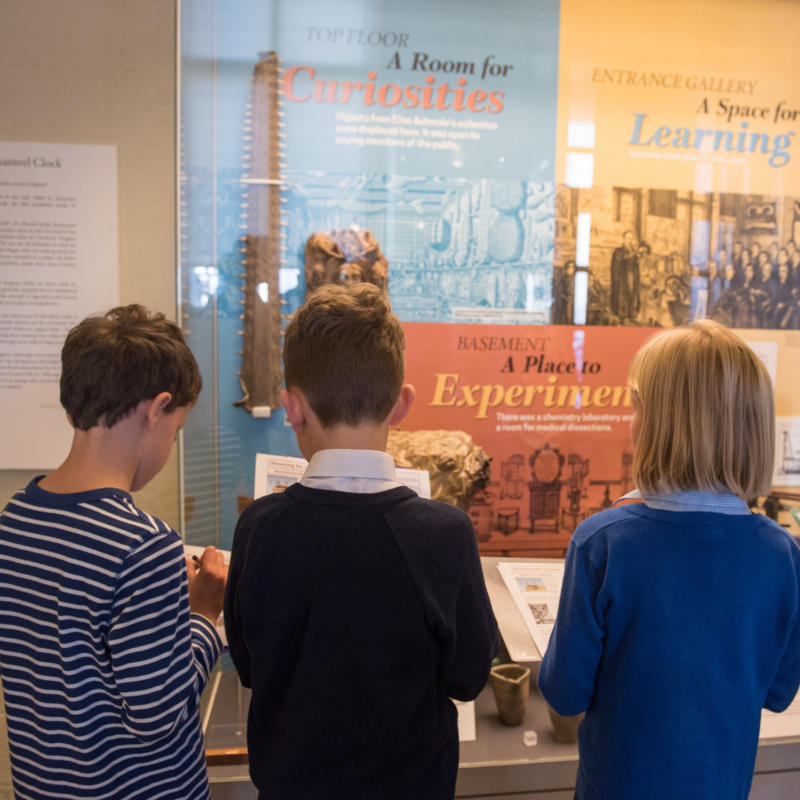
[234,50,287,418]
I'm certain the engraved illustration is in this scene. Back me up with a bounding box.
[281,174,555,324]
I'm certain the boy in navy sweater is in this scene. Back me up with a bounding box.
[539,320,800,800]
[225,284,499,800]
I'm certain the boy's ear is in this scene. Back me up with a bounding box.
[389,384,415,426]
[144,392,173,430]
[281,388,306,433]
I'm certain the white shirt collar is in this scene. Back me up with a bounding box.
[303,449,398,482]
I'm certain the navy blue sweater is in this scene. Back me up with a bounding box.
[225,483,499,800]
[539,505,800,800]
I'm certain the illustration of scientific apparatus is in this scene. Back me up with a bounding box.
[781,431,800,475]
[500,454,525,499]
[496,508,521,537]
[561,453,589,533]
[528,445,564,532]
[589,479,624,512]
[469,490,496,543]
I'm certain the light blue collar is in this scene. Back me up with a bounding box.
[614,488,751,515]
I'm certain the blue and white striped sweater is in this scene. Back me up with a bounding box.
[0,479,221,800]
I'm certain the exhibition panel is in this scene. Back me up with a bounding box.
[179,0,800,554]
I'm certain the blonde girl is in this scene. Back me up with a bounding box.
[540,320,800,800]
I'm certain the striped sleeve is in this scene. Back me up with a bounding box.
[191,613,222,684]
[107,533,221,744]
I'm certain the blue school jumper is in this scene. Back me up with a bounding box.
[540,499,800,800]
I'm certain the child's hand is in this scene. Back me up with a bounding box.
[186,546,228,626]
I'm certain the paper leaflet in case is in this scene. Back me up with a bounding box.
[774,417,800,487]
[497,562,565,659]
[761,694,800,740]
[254,453,432,500]
[454,700,476,742]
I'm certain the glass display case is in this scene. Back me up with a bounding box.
[179,3,800,796]
[178,0,800,556]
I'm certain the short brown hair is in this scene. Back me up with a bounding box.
[629,319,774,499]
[61,305,202,431]
[283,284,404,428]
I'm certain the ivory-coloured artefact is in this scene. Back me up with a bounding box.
[386,429,491,511]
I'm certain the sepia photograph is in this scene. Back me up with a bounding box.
[554,185,800,329]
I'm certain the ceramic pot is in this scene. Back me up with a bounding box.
[546,703,585,743]
[489,663,530,726]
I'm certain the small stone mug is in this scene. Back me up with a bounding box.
[546,703,585,743]
[489,663,530,726]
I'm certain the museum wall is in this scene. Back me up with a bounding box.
[0,0,180,526]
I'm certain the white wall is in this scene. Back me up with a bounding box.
[0,0,180,528]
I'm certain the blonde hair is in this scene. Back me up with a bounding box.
[629,319,774,499]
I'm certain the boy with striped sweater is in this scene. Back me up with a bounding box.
[0,305,226,800]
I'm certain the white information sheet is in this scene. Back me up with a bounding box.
[497,562,565,657]
[183,544,231,566]
[744,340,778,391]
[773,417,800,487]
[253,453,432,499]
[183,545,231,648]
[760,693,800,740]
[454,700,476,742]
[0,142,118,469]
